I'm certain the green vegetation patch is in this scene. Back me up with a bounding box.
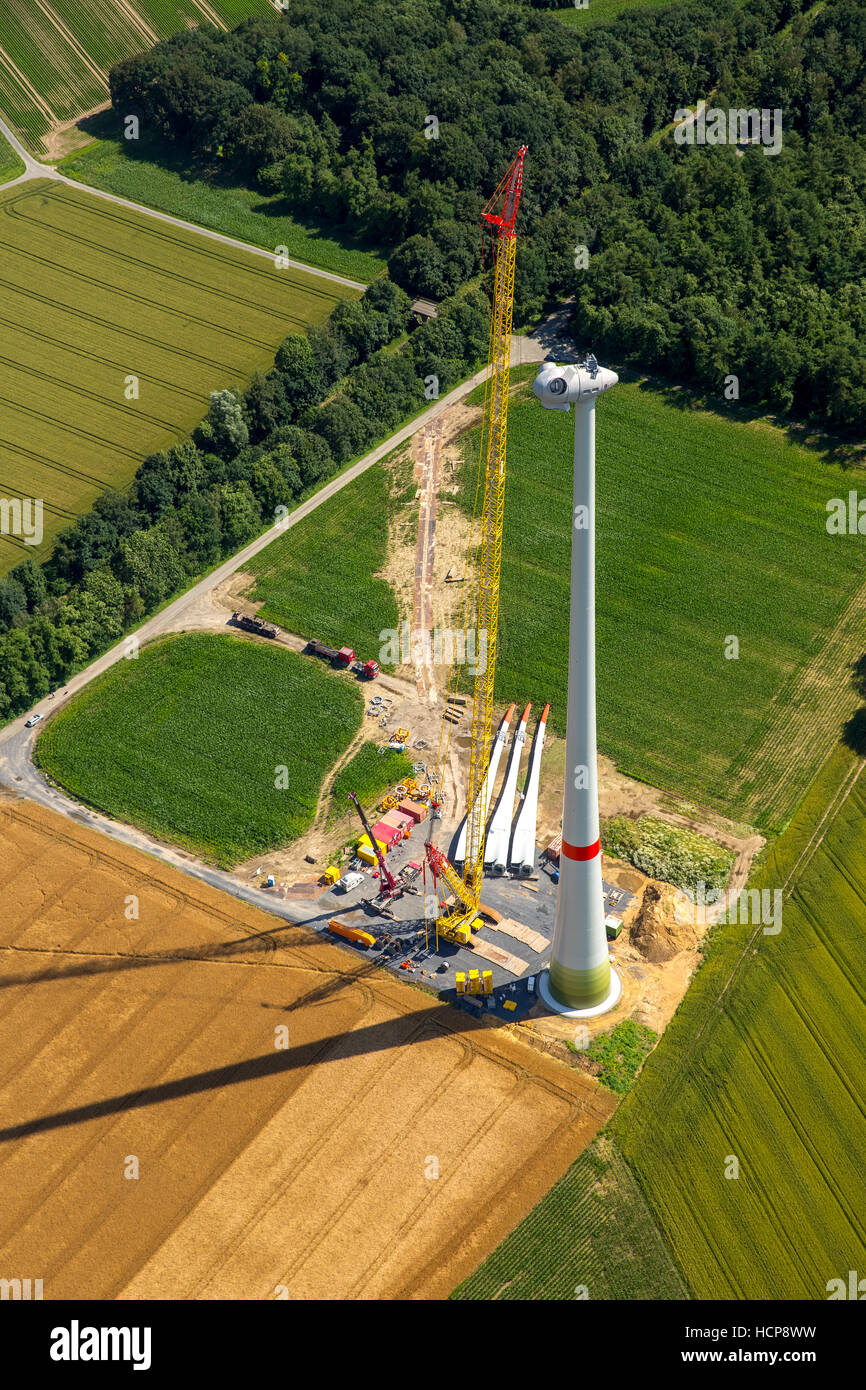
[451,1135,690,1300]
[602,815,734,894]
[36,632,363,866]
[0,128,24,185]
[328,741,414,825]
[555,0,692,29]
[62,138,384,283]
[613,743,866,1297]
[582,1020,657,1094]
[246,465,401,666]
[459,379,866,829]
[0,178,346,575]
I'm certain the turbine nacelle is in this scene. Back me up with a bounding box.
[533,358,619,411]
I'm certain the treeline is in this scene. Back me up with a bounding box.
[107,0,864,428]
[0,282,488,721]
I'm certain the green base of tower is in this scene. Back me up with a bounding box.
[548,957,611,1010]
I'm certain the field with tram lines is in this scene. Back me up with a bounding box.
[452,1134,690,1300]
[0,0,274,151]
[458,377,866,832]
[610,743,866,1298]
[0,179,350,574]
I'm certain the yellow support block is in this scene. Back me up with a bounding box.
[468,969,480,994]
[482,970,493,995]
[503,999,517,1012]
[456,972,466,995]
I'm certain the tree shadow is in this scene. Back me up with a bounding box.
[632,375,863,467]
[842,654,866,755]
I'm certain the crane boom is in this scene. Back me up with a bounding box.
[347,791,399,897]
[426,146,527,941]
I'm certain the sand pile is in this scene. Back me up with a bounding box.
[630,882,698,962]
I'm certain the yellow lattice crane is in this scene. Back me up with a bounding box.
[425,145,527,946]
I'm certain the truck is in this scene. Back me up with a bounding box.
[232,611,280,639]
[305,638,379,679]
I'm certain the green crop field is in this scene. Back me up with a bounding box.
[0,1,274,151]
[452,1135,690,1300]
[36,631,364,866]
[0,178,352,575]
[555,0,698,27]
[0,128,23,185]
[62,139,385,283]
[459,378,866,830]
[610,742,866,1297]
[245,465,405,666]
[328,741,414,825]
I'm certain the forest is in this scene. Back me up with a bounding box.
[1,0,863,719]
[107,0,866,428]
[0,281,488,719]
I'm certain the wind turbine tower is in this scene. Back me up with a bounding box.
[532,356,622,1016]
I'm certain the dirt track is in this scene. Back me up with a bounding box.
[0,796,613,1300]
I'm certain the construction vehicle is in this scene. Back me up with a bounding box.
[424,146,528,943]
[232,611,280,638]
[328,919,377,948]
[305,638,379,679]
[348,791,402,901]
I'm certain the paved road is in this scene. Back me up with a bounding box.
[0,111,367,291]
[0,117,561,906]
[0,331,555,890]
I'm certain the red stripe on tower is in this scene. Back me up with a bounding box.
[561,837,600,862]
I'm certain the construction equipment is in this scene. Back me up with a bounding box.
[232,611,280,638]
[348,791,402,900]
[425,145,527,941]
[306,639,379,679]
[328,919,377,948]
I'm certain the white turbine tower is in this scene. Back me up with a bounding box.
[532,356,622,1016]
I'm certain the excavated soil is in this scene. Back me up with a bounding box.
[629,881,699,963]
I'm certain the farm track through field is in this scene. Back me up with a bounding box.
[0,318,206,404]
[31,0,108,90]
[642,753,865,1146]
[0,213,314,353]
[728,569,866,826]
[0,44,56,126]
[0,174,350,572]
[5,187,345,319]
[0,436,116,488]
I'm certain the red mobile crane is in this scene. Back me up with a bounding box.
[347,792,402,900]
